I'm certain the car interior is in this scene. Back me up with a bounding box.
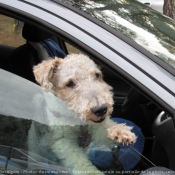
[0,14,175,174]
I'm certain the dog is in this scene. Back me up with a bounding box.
[28,54,137,175]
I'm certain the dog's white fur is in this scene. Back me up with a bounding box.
[28,54,137,175]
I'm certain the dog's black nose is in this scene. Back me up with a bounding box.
[92,105,107,117]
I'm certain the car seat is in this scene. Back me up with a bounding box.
[8,23,52,83]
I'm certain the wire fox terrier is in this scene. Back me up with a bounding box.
[28,54,137,175]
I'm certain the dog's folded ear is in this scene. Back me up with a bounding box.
[33,58,61,91]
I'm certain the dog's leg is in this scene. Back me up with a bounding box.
[89,125,114,147]
[52,138,104,175]
[28,122,40,154]
[27,122,42,171]
[89,118,137,146]
[104,118,137,145]
[28,122,53,160]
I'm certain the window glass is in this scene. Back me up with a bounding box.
[0,15,25,47]
[0,70,72,173]
[65,42,83,54]
[61,0,175,69]
[0,68,154,174]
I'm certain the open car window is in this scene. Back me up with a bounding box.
[0,15,25,47]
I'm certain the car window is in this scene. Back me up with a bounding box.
[66,42,83,54]
[61,0,175,69]
[0,15,25,47]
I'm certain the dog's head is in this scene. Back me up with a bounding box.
[33,54,114,123]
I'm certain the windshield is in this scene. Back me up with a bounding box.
[64,0,175,69]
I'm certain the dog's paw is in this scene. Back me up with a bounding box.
[107,124,137,145]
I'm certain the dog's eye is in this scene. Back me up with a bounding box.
[66,81,75,88]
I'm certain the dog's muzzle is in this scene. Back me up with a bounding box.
[91,104,107,118]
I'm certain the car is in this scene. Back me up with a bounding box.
[0,0,175,174]
[137,0,164,13]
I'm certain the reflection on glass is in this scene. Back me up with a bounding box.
[71,0,175,68]
[0,69,153,174]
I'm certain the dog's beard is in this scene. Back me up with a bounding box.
[94,118,105,123]
[66,101,113,126]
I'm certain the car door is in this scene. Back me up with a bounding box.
[0,0,175,173]
[1,0,175,111]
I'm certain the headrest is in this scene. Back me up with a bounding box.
[22,23,51,42]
